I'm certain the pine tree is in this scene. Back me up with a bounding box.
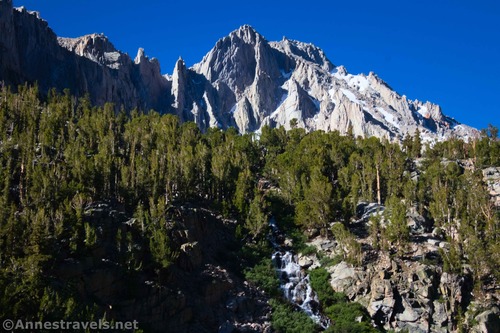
[245,190,268,238]
[384,195,410,255]
[295,168,332,230]
[411,129,422,158]
[149,226,177,269]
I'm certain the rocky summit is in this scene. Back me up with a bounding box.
[0,1,477,142]
[188,25,476,142]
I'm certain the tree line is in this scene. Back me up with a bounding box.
[0,85,498,324]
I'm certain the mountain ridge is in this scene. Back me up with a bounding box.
[0,2,478,141]
[186,25,476,142]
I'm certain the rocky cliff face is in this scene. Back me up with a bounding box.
[483,167,500,207]
[55,202,270,333]
[0,1,478,141]
[0,0,169,112]
[184,25,477,141]
[301,203,500,333]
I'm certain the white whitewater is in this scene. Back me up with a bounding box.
[269,218,330,329]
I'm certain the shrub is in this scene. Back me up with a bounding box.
[270,298,320,333]
[244,258,280,296]
[309,268,380,332]
[300,245,317,256]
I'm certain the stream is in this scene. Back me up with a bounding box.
[269,218,330,329]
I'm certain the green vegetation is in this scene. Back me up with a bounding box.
[300,245,318,256]
[270,298,320,333]
[309,268,378,332]
[319,254,342,268]
[384,195,410,255]
[0,85,498,328]
[331,223,362,265]
[244,257,280,296]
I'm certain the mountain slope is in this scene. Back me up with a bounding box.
[0,0,169,112]
[0,1,477,141]
[183,25,477,141]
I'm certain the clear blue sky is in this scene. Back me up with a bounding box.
[13,0,500,130]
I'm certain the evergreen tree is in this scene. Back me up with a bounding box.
[245,190,268,238]
[411,128,422,158]
[384,195,410,255]
[295,168,332,230]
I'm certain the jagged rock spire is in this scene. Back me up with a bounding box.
[172,57,187,116]
[134,47,146,64]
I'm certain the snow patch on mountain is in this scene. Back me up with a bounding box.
[340,88,361,105]
[417,106,430,118]
[377,107,399,129]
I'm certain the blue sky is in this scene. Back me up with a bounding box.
[14,0,500,130]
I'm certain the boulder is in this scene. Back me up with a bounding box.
[398,303,420,323]
[472,307,500,333]
[427,238,441,247]
[368,274,395,325]
[407,206,432,234]
[298,255,313,268]
[178,241,203,270]
[432,300,448,329]
[320,240,336,251]
[298,253,320,270]
[329,261,368,300]
[483,167,500,207]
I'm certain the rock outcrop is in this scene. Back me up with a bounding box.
[483,167,500,207]
[53,202,271,333]
[305,203,499,333]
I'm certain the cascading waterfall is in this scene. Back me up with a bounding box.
[269,218,330,329]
